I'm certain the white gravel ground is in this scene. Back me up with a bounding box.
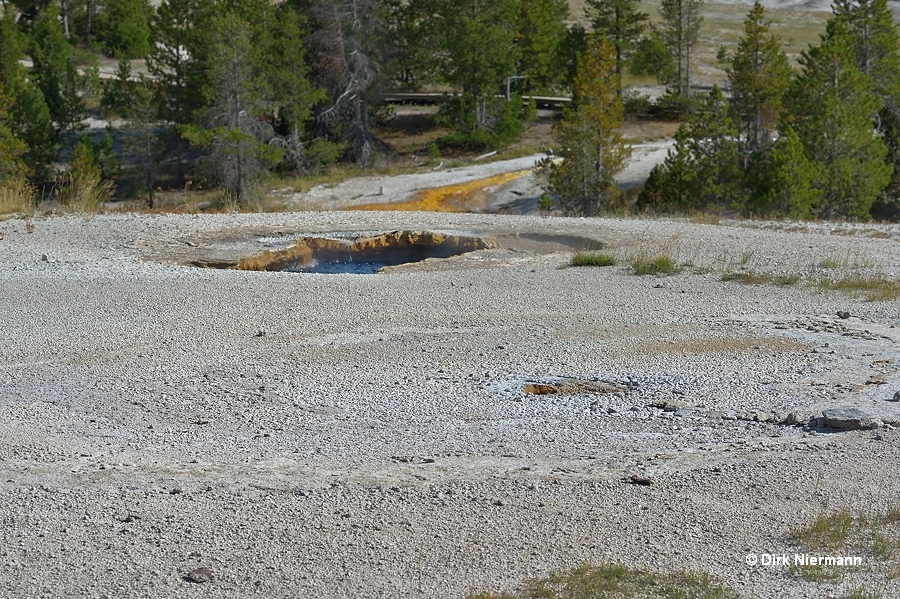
[1,211,900,598]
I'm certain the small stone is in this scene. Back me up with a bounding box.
[185,567,214,583]
[837,311,851,319]
[651,399,689,412]
[785,412,805,426]
[40,254,49,262]
[627,474,652,486]
[254,330,266,338]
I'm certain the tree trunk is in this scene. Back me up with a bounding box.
[86,0,94,41]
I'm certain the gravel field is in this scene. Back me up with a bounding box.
[1,211,900,598]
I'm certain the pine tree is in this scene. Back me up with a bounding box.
[585,0,648,87]
[728,1,791,167]
[785,20,892,218]
[517,0,569,93]
[95,0,153,58]
[556,24,588,94]
[258,3,321,143]
[184,13,279,204]
[832,0,900,97]
[832,0,900,191]
[749,125,821,218]
[539,35,630,216]
[630,27,675,84]
[0,10,25,87]
[659,0,704,97]
[433,0,521,136]
[29,3,84,131]
[0,93,29,181]
[148,0,217,181]
[383,0,438,90]
[122,75,162,208]
[636,124,695,212]
[0,9,56,180]
[687,86,743,209]
[9,82,57,181]
[148,0,217,125]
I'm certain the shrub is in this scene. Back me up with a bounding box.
[622,91,653,119]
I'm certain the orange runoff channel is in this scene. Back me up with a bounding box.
[351,169,533,212]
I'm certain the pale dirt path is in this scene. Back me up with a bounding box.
[287,141,674,213]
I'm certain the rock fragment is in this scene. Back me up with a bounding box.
[185,567,214,583]
[822,408,876,431]
[651,399,689,412]
[627,474,652,486]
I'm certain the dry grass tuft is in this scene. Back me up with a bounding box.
[56,170,115,214]
[0,177,37,216]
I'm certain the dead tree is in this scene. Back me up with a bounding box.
[310,0,386,165]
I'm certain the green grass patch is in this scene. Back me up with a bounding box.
[468,562,739,599]
[843,588,882,599]
[796,510,855,552]
[721,271,800,286]
[792,507,900,584]
[631,254,679,276]
[571,251,617,267]
[819,276,900,302]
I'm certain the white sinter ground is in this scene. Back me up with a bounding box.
[1,211,899,597]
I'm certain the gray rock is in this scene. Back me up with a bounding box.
[650,399,689,412]
[674,408,701,418]
[185,567,214,583]
[785,412,807,426]
[822,408,876,431]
